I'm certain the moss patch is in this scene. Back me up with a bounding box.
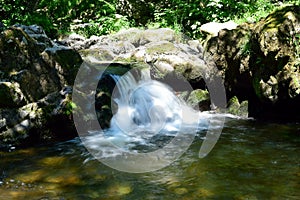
[146,41,178,55]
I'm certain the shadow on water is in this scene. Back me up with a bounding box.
[0,118,299,199]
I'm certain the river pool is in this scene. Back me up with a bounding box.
[0,118,299,199]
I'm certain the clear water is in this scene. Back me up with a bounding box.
[0,118,299,200]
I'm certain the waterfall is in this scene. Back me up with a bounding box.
[83,68,205,153]
[78,67,228,172]
[110,69,185,136]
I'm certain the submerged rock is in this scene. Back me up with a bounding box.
[0,25,82,149]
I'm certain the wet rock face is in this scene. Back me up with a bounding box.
[206,6,300,121]
[0,25,82,149]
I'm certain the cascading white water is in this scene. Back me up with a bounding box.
[84,68,205,155]
[74,66,229,172]
[110,69,184,136]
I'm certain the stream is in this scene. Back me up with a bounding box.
[1,65,300,199]
[0,118,299,199]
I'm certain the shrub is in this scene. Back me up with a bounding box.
[1,0,299,38]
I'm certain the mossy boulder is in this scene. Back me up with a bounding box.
[187,89,210,111]
[227,96,248,118]
[63,28,205,85]
[0,25,82,149]
[206,5,300,121]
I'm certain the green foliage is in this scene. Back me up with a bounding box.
[36,0,121,37]
[73,14,131,37]
[148,0,279,38]
[1,0,128,37]
[0,0,38,26]
[1,0,298,38]
[64,101,77,116]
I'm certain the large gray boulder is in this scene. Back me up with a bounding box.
[64,28,216,128]
[64,28,218,87]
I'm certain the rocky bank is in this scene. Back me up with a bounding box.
[0,25,82,149]
[206,5,300,120]
[0,5,299,148]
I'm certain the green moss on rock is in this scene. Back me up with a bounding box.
[227,96,248,117]
[187,89,210,110]
[146,41,178,55]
